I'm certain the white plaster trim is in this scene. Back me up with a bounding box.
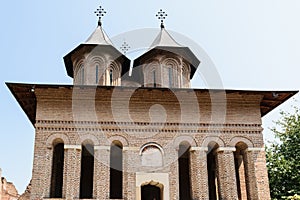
[123,147,140,151]
[94,146,110,150]
[64,145,81,150]
[216,147,236,152]
[190,147,209,151]
[247,147,265,152]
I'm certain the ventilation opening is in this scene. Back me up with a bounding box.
[50,143,64,198]
[80,144,94,199]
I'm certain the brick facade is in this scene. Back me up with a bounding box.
[7,13,297,200]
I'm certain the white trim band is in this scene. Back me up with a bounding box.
[123,147,140,151]
[94,146,110,150]
[64,145,81,150]
[190,147,209,151]
[216,147,236,152]
[247,147,265,152]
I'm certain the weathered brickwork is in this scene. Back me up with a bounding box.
[27,87,272,200]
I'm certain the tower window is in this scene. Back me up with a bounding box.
[153,70,156,87]
[96,65,99,84]
[80,66,85,85]
[109,69,113,85]
[168,68,173,87]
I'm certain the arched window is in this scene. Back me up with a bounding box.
[168,68,173,87]
[178,142,191,200]
[153,70,157,87]
[109,69,113,86]
[80,143,94,199]
[110,141,123,199]
[207,143,220,200]
[95,65,99,84]
[50,142,64,198]
[234,142,250,200]
[80,65,84,85]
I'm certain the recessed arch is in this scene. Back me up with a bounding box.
[140,143,164,167]
[46,133,70,148]
[201,136,225,148]
[173,135,197,150]
[76,134,100,146]
[229,136,254,148]
[107,135,129,147]
[139,143,164,156]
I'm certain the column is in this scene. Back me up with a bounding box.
[245,148,271,200]
[63,145,81,199]
[216,147,238,200]
[190,147,209,200]
[94,145,110,199]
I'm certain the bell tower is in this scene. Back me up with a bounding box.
[133,9,200,88]
[63,6,130,86]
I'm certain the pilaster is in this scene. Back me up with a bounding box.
[190,147,209,200]
[94,145,110,199]
[246,148,271,200]
[216,147,238,200]
[63,145,81,199]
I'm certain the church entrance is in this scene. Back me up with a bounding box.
[141,184,161,200]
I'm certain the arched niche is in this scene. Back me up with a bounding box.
[139,143,164,167]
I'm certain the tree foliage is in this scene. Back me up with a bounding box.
[266,107,300,199]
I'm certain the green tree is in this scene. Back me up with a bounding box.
[266,107,300,199]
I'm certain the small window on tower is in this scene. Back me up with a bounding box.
[80,66,85,85]
[153,70,156,87]
[96,65,99,84]
[168,68,173,87]
[109,69,113,85]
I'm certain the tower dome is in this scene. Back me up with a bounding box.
[63,6,130,86]
[132,9,200,88]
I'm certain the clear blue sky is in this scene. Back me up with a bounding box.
[0,0,299,193]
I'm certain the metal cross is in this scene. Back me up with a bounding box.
[120,41,130,54]
[156,9,168,28]
[94,5,107,26]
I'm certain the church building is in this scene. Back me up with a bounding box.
[7,6,297,200]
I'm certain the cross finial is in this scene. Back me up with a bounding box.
[156,9,168,28]
[94,5,107,26]
[120,41,130,54]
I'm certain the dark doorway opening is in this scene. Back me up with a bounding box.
[141,184,161,200]
[50,142,64,198]
[178,143,191,200]
[80,143,94,199]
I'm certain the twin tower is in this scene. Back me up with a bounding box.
[63,8,200,88]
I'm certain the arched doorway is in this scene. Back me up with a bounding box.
[141,182,163,200]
